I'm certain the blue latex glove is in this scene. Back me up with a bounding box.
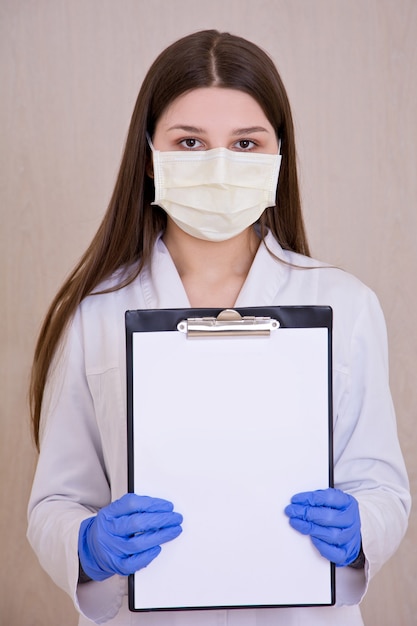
[78,493,183,581]
[284,488,361,566]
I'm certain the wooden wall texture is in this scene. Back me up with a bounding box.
[1,1,416,624]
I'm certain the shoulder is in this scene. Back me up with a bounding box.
[265,235,386,350]
[79,263,142,316]
[266,232,377,307]
[290,249,374,299]
[61,264,146,372]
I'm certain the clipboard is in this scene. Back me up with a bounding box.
[126,306,335,612]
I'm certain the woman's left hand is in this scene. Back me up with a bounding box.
[284,488,362,566]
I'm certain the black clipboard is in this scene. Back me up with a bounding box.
[126,306,335,612]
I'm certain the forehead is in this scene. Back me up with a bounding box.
[156,87,272,131]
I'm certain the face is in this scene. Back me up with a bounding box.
[152,87,279,154]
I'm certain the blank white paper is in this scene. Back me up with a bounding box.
[131,326,332,610]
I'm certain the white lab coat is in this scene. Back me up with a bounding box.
[27,231,411,625]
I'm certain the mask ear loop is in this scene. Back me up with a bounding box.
[146,132,156,152]
[146,133,156,179]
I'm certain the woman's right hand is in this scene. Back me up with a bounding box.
[78,493,183,581]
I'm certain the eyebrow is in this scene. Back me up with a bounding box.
[167,125,205,133]
[167,125,270,135]
[232,126,269,136]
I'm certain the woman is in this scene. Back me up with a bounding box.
[27,30,410,625]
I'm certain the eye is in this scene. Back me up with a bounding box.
[234,139,257,151]
[179,137,204,150]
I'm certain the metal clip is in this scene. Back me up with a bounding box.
[177,309,280,338]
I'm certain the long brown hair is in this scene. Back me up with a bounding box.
[30,29,310,448]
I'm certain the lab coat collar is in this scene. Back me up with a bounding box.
[234,230,288,307]
[140,229,289,309]
[140,235,190,309]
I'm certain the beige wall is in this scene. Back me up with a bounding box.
[1,1,416,624]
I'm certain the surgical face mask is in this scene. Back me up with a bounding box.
[148,137,282,242]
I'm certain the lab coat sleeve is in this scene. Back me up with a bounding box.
[332,287,411,603]
[27,309,125,624]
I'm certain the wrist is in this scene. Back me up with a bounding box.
[348,543,365,569]
[78,558,92,584]
[78,517,112,582]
